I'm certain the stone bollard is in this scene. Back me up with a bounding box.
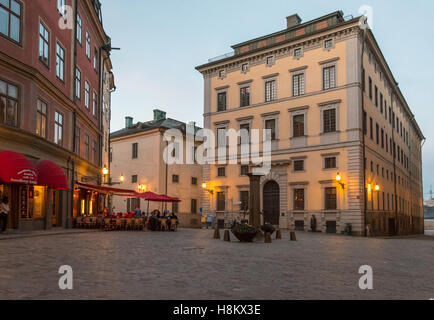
[276,230,282,240]
[265,232,272,243]
[290,231,297,241]
[214,228,220,239]
[224,230,231,242]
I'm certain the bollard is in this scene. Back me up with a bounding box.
[276,229,282,240]
[255,230,264,242]
[265,232,272,243]
[213,228,220,239]
[224,230,231,242]
[290,231,297,241]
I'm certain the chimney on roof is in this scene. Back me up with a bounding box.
[125,116,133,128]
[286,14,302,28]
[153,109,167,122]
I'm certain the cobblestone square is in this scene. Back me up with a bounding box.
[0,229,433,300]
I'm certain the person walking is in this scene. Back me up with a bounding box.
[134,206,142,218]
[310,215,317,233]
[206,214,214,229]
[0,196,10,234]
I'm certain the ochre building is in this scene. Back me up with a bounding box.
[196,11,424,236]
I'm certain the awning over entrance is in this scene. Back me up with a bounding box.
[75,181,135,196]
[0,150,37,185]
[36,160,68,190]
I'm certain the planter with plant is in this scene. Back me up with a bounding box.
[231,222,259,242]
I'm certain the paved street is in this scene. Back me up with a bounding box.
[0,229,433,300]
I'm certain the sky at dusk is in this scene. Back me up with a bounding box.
[101,0,434,199]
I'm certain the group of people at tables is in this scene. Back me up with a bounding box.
[98,206,178,231]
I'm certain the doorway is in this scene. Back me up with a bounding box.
[263,180,280,225]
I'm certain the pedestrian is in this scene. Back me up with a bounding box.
[134,206,141,218]
[310,215,317,233]
[206,214,214,229]
[0,196,10,234]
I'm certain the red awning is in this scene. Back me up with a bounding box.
[36,160,68,190]
[134,191,181,202]
[158,194,181,203]
[75,181,135,195]
[0,150,38,185]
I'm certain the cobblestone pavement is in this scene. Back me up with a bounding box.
[0,229,433,300]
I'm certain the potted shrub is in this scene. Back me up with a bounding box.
[231,222,259,243]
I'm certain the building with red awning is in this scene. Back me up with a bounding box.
[0,1,115,232]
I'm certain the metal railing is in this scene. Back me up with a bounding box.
[208,52,235,63]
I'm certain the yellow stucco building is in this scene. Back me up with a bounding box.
[196,11,424,236]
[110,110,203,228]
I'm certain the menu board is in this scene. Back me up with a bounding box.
[20,186,28,219]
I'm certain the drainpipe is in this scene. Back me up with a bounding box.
[69,0,79,228]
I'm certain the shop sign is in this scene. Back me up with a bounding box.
[11,169,38,185]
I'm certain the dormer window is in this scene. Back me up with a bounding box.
[294,48,302,58]
[266,56,274,66]
[241,63,249,73]
[324,39,333,49]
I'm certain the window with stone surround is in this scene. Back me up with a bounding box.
[293,189,305,210]
[293,114,304,137]
[217,192,226,211]
[323,108,336,133]
[265,80,276,102]
[323,66,336,90]
[36,99,47,138]
[240,86,250,107]
[292,73,305,96]
[54,111,64,146]
[324,157,336,169]
[0,78,18,127]
[325,187,337,210]
[293,160,304,172]
[217,92,226,111]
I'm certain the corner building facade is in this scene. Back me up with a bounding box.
[196,11,424,236]
[0,0,114,230]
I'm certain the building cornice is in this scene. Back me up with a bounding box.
[196,17,360,73]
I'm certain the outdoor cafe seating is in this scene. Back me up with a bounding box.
[74,191,181,232]
[75,214,178,232]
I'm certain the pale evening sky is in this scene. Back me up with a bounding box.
[101,0,434,199]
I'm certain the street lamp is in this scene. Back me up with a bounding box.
[374,184,380,192]
[202,183,214,195]
[102,167,109,176]
[335,173,345,190]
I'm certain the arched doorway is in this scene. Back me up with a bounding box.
[263,180,280,225]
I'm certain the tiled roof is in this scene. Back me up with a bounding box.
[110,118,201,139]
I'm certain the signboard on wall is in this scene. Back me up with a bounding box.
[20,186,28,219]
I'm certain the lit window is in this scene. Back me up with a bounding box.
[36,100,47,138]
[0,79,19,127]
